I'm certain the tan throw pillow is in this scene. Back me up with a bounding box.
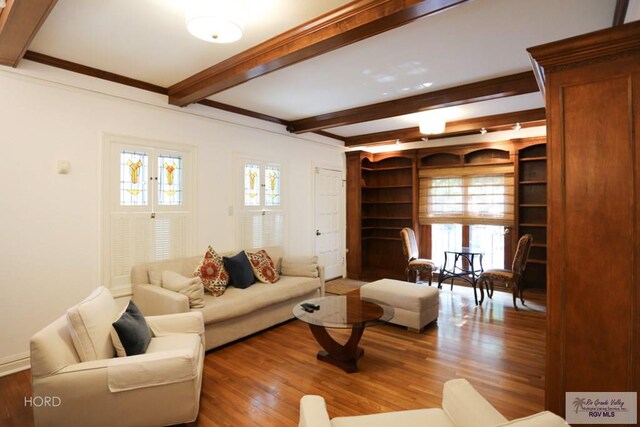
[162,270,205,309]
[245,249,280,283]
[194,246,229,296]
[148,267,163,286]
[281,256,319,278]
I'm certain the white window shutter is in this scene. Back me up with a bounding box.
[110,213,151,287]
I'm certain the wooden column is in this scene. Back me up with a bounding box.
[345,151,364,279]
[528,21,640,418]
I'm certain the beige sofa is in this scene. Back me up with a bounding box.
[132,246,325,351]
[30,287,204,427]
[299,378,570,427]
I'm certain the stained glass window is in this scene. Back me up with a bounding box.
[120,151,148,206]
[157,154,182,206]
[244,163,261,206]
[264,165,281,206]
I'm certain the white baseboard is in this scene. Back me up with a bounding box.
[0,352,30,377]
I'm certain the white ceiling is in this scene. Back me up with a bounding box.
[24,0,628,141]
[29,0,352,87]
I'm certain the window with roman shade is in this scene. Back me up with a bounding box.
[418,164,514,226]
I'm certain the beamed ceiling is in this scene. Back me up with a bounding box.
[0,0,637,148]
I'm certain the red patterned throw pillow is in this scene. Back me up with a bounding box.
[245,250,279,284]
[194,246,229,296]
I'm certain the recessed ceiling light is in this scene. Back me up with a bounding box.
[422,82,433,88]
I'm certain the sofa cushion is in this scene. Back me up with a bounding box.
[246,249,279,283]
[194,246,229,296]
[66,286,119,362]
[224,252,256,289]
[162,270,205,309]
[282,256,319,278]
[111,301,152,357]
[199,276,321,324]
[331,408,455,427]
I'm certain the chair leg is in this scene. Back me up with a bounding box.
[511,279,518,310]
[405,267,411,282]
[518,279,525,305]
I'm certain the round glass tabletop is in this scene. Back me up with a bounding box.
[293,295,394,329]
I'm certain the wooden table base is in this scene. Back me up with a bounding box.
[309,324,365,373]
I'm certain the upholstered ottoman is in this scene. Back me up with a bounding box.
[361,278,439,332]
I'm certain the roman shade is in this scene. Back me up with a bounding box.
[418,164,514,226]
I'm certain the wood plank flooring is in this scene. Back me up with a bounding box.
[0,285,546,426]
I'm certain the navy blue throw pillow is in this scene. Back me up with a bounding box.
[223,252,256,289]
[112,301,151,356]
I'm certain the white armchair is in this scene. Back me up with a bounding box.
[30,287,205,427]
[299,378,569,427]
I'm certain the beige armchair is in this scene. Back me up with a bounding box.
[299,378,570,427]
[30,287,205,427]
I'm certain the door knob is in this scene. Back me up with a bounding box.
[316,229,322,236]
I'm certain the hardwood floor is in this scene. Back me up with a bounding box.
[0,285,546,426]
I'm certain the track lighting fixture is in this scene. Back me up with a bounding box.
[480,128,487,135]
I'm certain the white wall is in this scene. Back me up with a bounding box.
[0,62,345,372]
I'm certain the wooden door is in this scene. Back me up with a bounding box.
[314,166,345,280]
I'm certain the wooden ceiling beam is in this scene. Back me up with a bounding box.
[168,0,469,107]
[612,0,629,26]
[288,71,539,134]
[343,108,546,146]
[0,0,58,67]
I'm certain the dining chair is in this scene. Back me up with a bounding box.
[477,234,533,309]
[400,227,437,285]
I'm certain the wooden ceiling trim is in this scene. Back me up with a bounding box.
[288,71,539,134]
[168,0,469,107]
[23,51,168,94]
[343,108,546,146]
[613,0,629,26]
[196,99,287,125]
[0,0,58,67]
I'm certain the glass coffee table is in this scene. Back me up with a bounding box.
[293,295,394,373]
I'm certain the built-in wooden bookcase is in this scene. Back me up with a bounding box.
[346,151,415,280]
[346,139,548,284]
[517,141,547,289]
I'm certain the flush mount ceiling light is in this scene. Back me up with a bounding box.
[418,110,447,135]
[419,116,446,135]
[186,0,244,43]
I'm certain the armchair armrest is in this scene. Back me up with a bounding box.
[146,312,205,345]
[132,284,189,315]
[442,379,508,427]
[299,395,332,427]
[107,348,199,392]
